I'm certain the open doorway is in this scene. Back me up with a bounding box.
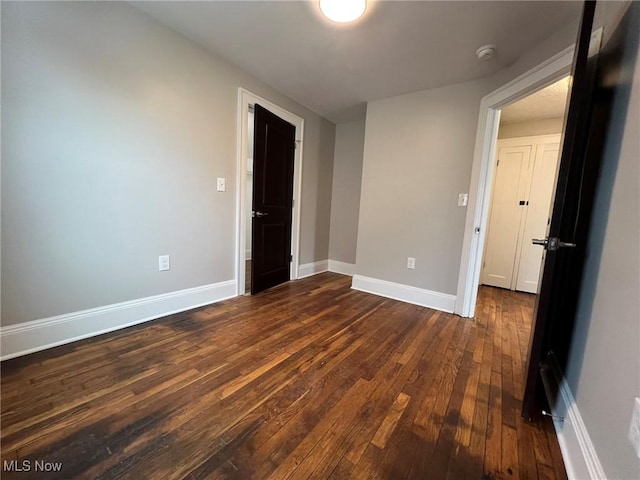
[480,77,569,298]
[457,51,563,316]
[474,78,571,373]
[455,27,601,320]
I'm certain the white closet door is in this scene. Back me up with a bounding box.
[481,146,532,289]
[515,142,561,293]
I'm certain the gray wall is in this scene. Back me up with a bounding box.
[1,1,335,326]
[300,118,335,263]
[498,117,564,139]
[328,118,366,264]
[565,2,640,477]
[356,79,491,294]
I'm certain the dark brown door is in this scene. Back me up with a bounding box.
[522,1,599,419]
[251,104,296,295]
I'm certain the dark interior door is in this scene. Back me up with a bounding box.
[522,0,600,419]
[251,104,295,295]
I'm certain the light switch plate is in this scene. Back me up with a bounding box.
[458,193,469,207]
[407,257,416,270]
[217,177,226,192]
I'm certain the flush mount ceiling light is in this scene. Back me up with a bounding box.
[320,0,366,23]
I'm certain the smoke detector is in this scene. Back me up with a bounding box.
[476,45,496,61]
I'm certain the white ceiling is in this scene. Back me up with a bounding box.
[500,76,570,124]
[133,1,581,123]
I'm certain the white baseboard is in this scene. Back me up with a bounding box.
[0,280,237,361]
[328,260,356,276]
[297,260,329,279]
[543,361,606,480]
[351,275,456,313]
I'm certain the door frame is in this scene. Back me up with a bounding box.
[236,88,304,295]
[454,29,602,318]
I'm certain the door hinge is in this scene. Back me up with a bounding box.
[290,254,293,262]
[497,159,500,166]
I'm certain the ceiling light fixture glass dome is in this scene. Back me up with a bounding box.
[320,0,366,23]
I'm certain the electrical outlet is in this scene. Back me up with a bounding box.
[407,257,416,270]
[628,397,640,458]
[158,255,170,271]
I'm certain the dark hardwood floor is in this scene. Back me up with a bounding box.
[1,273,566,479]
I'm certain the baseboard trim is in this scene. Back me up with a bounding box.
[543,360,606,480]
[328,260,356,276]
[351,275,456,313]
[0,280,237,361]
[298,260,329,279]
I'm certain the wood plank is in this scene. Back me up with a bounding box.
[518,419,540,480]
[502,425,520,479]
[370,392,411,449]
[218,351,291,399]
[484,369,503,477]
